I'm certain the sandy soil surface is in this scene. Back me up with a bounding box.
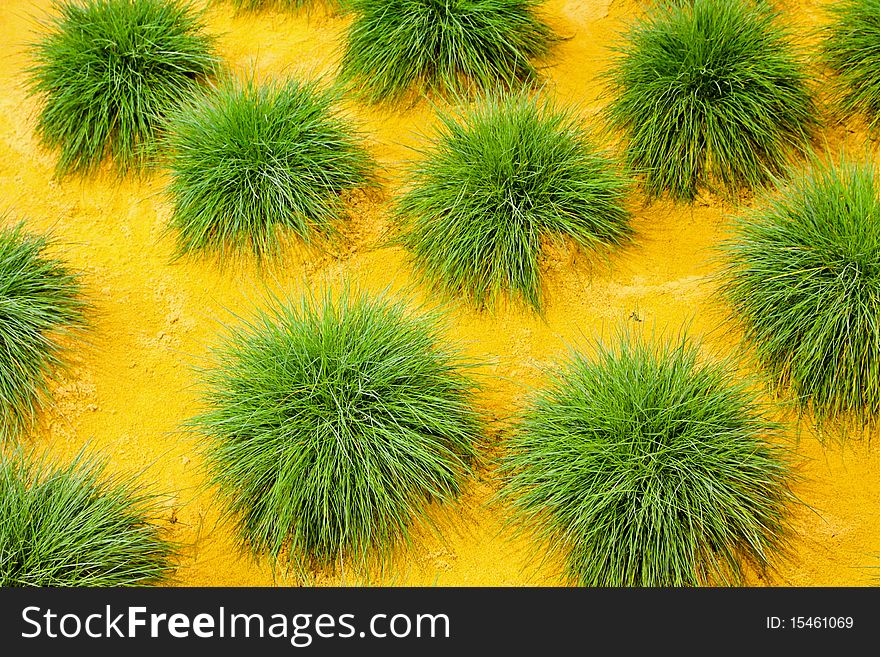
[0,0,878,586]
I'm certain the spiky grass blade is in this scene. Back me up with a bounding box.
[823,0,880,131]
[0,450,176,586]
[498,331,794,587]
[605,0,816,201]
[340,0,556,103]
[0,223,87,443]
[28,0,218,175]
[192,289,481,570]
[719,158,880,426]
[165,76,374,260]
[397,92,632,311]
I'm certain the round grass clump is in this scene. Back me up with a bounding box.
[28,0,217,175]
[226,0,322,8]
[0,450,176,586]
[0,223,86,443]
[192,290,481,568]
[605,0,816,201]
[498,332,793,587]
[166,77,374,259]
[340,0,556,102]
[719,159,880,425]
[823,0,880,131]
[397,92,632,311]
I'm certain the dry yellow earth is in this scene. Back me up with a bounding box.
[1,0,878,586]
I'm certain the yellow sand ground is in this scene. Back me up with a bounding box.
[0,0,878,586]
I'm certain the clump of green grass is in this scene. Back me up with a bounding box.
[0,449,176,586]
[223,0,316,9]
[226,0,299,7]
[191,289,481,570]
[397,92,632,311]
[605,0,816,201]
[0,223,86,443]
[28,0,217,175]
[237,0,343,8]
[340,0,556,103]
[823,0,880,131]
[719,158,880,426]
[498,332,794,586]
[165,77,374,259]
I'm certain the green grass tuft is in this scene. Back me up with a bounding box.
[226,0,304,7]
[397,92,632,311]
[340,0,556,103]
[191,289,482,570]
[28,0,218,175]
[0,449,176,586]
[223,0,320,9]
[823,0,880,131]
[498,331,794,587]
[719,158,880,426]
[605,0,816,201]
[0,223,87,443]
[165,76,374,260]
